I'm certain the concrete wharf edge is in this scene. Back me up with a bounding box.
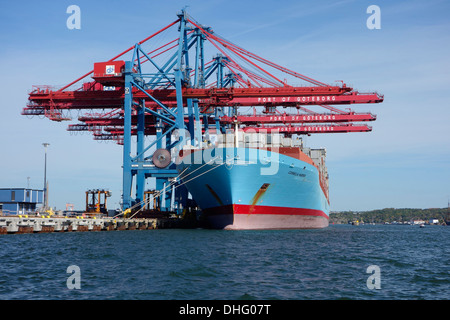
[0,216,177,234]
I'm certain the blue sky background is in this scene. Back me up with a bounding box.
[0,0,449,212]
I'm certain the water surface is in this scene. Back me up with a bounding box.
[0,224,448,300]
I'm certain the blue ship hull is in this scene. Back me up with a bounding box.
[177,147,330,230]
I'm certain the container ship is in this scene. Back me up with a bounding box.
[177,130,329,230]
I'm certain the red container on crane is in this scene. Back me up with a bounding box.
[93,61,125,85]
[93,61,125,77]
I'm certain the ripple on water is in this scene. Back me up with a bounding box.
[0,225,448,300]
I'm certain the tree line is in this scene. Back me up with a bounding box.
[329,207,449,224]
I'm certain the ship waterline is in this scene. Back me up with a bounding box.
[203,204,329,230]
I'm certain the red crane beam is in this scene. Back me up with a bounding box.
[188,18,328,87]
[74,110,376,129]
[56,19,180,92]
[221,112,376,124]
[27,85,382,112]
[243,124,372,134]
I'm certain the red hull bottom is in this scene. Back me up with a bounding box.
[203,204,329,230]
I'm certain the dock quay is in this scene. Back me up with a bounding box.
[0,215,182,234]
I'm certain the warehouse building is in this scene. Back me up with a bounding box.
[0,188,43,216]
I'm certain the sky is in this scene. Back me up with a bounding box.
[0,0,449,212]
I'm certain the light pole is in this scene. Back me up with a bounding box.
[42,143,50,211]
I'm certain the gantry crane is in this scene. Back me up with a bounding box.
[23,9,383,213]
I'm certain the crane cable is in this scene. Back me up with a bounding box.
[128,157,227,219]
[117,154,225,218]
